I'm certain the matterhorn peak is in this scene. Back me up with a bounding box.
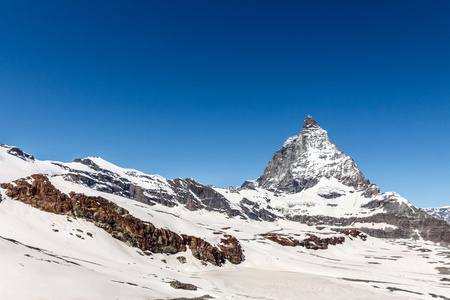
[302,115,320,131]
[255,116,379,196]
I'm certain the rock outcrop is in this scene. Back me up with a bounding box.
[288,212,450,246]
[58,159,233,214]
[1,174,243,266]
[0,144,35,161]
[260,232,347,250]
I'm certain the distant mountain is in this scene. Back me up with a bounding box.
[1,116,449,245]
[1,118,450,299]
[422,207,450,224]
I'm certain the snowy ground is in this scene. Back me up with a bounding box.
[1,179,449,300]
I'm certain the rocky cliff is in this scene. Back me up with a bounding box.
[0,174,243,266]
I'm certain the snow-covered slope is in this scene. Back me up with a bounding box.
[422,206,450,224]
[1,177,450,300]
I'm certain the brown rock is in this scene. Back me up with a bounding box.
[260,232,346,250]
[1,174,244,266]
[340,229,367,241]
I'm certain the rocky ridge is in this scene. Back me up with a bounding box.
[1,116,449,246]
[0,174,243,266]
[55,158,236,215]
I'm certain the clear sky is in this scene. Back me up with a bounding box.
[1,1,449,208]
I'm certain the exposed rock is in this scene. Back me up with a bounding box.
[1,174,186,254]
[318,192,345,199]
[303,115,319,130]
[218,235,243,264]
[239,198,277,221]
[171,178,231,212]
[170,280,197,291]
[59,160,231,213]
[300,234,346,250]
[0,145,35,161]
[0,174,243,265]
[182,235,243,266]
[169,295,213,300]
[289,212,450,246]
[340,229,367,241]
[177,256,187,264]
[260,232,346,250]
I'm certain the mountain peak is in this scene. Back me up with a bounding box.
[303,115,320,130]
[255,117,379,196]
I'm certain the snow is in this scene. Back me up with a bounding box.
[422,206,450,224]
[216,177,390,218]
[1,144,449,299]
[0,146,62,182]
[2,187,448,299]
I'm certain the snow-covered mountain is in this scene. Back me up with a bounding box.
[254,115,379,197]
[422,206,450,224]
[1,117,450,299]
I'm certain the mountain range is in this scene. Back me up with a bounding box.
[1,116,449,300]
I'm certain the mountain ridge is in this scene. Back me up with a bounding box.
[2,117,450,299]
[1,116,449,245]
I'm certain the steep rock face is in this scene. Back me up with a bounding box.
[59,159,232,213]
[1,174,243,266]
[255,116,378,196]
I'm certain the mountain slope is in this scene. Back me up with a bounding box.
[422,206,450,224]
[2,115,450,246]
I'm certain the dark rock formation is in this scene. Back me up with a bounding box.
[288,211,450,246]
[239,198,277,222]
[170,280,197,291]
[182,234,243,266]
[303,115,319,130]
[340,229,367,241]
[1,174,243,265]
[0,145,35,161]
[218,235,243,264]
[260,232,347,250]
[176,256,187,264]
[58,159,231,214]
[169,295,213,300]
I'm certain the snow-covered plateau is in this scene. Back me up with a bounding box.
[0,116,449,300]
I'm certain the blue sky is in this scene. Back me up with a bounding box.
[1,1,449,208]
